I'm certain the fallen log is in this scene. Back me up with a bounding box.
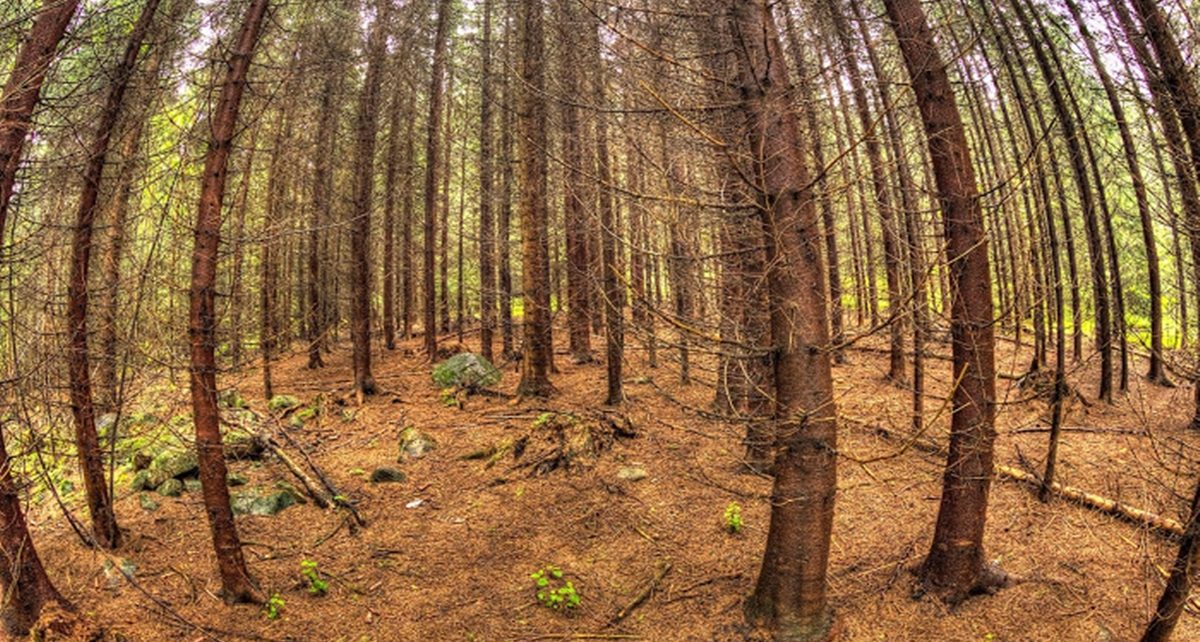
[849,417,1185,538]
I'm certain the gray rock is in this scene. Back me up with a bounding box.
[227,472,249,487]
[103,558,137,587]
[138,494,159,512]
[369,467,407,483]
[129,469,152,492]
[432,353,502,390]
[183,478,202,493]
[156,478,183,497]
[231,488,300,516]
[398,427,437,460]
[617,466,648,482]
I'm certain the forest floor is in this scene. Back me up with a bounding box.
[28,322,1200,641]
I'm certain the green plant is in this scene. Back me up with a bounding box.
[300,560,328,596]
[530,565,581,611]
[264,593,285,620]
[724,502,744,534]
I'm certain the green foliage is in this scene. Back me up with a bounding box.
[300,560,329,596]
[264,593,286,620]
[724,502,744,534]
[530,565,581,611]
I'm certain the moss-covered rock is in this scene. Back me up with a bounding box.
[268,394,301,412]
[156,478,184,497]
[231,486,302,516]
[369,467,407,483]
[398,427,437,461]
[432,353,502,390]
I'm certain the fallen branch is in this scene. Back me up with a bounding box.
[607,561,672,627]
[853,418,1185,538]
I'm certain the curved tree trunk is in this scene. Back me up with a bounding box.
[187,0,270,604]
[66,0,161,551]
[885,0,1003,604]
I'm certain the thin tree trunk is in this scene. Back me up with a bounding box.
[66,0,161,551]
[186,0,270,604]
[424,0,453,358]
[478,0,496,361]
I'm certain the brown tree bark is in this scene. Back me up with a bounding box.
[424,0,453,358]
[1141,475,1200,642]
[307,30,339,369]
[516,0,555,397]
[348,0,391,395]
[478,0,497,362]
[382,81,403,351]
[66,0,161,551]
[186,0,270,604]
[884,0,1004,604]
[590,12,622,405]
[557,0,592,365]
[720,2,838,638]
[499,11,517,361]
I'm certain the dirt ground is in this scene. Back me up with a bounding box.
[28,324,1200,641]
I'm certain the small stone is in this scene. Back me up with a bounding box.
[183,478,203,493]
[138,494,159,512]
[369,467,407,483]
[157,478,184,497]
[617,466,648,482]
[103,558,137,587]
[227,472,248,487]
[398,427,437,461]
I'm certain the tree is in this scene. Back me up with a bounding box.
[718,1,839,638]
[187,0,271,604]
[516,0,555,398]
[424,0,453,358]
[66,0,162,551]
[348,0,392,396]
[478,0,497,362]
[883,0,1004,603]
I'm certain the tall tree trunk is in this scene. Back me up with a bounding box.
[382,82,403,351]
[478,0,496,362]
[830,1,906,383]
[424,0,453,358]
[884,0,1004,604]
[499,13,516,361]
[187,0,270,604]
[67,0,161,551]
[720,2,838,638]
[558,0,592,365]
[1141,475,1200,642]
[348,0,391,395]
[516,0,555,397]
[307,39,337,369]
[591,12,622,405]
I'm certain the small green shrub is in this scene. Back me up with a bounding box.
[724,502,744,534]
[264,593,286,620]
[531,565,581,611]
[300,560,328,596]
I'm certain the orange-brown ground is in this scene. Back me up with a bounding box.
[28,325,1200,641]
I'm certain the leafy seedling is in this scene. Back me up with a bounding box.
[724,501,744,534]
[531,565,581,611]
[301,560,329,596]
